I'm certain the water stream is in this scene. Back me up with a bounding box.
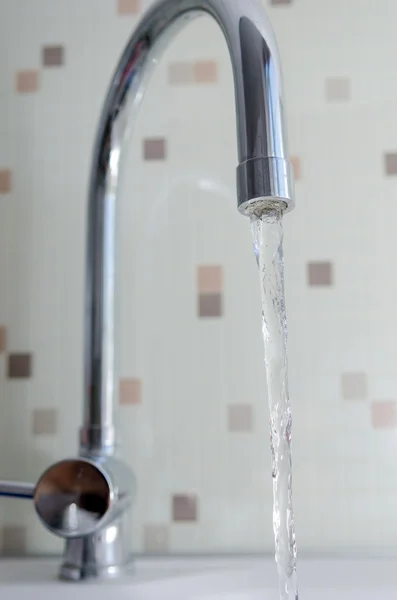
[251,207,299,600]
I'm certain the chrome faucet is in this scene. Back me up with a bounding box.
[0,0,293,581]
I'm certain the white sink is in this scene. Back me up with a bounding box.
[0,557,396,599]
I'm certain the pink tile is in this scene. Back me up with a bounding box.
[384,152,397,176]
[143,525,169,552]
[341,372,367,400]
[172,494,198,522]
[143,138,167,161]
[16,70,39,94]
[0,169,11,193]
[8,353,32,378]
[372,401,397,429]
[325,77,350,102]
[228,404,253,432]
[0,327,6,353]
[119,378,142,405]
[169,62,194,85]
[118,0,140,15]
[307,262,333,286]
[194,61,218,84]
[197,266,223,294]
[290,156,301,181]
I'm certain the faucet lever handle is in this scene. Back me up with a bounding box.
[0,480,35,499]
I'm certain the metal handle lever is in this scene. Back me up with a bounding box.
[0,480,35,499]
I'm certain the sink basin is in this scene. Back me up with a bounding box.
[0,557,396,598]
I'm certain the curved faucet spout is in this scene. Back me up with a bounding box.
[81,0,294,455]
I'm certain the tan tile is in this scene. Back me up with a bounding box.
[0,326,6,353]
[8,353,32,378]
[169,62,194,85]
[197,265,223,294]
[307,262,333,286]
[341,372,367,400]
[2,526,26,556]
[290,156,301,181]
[372,401,397,429]
[384,152,397,176]
[16,70,39,94]
[198,293,223,318]
[0,169,12,193]
[143,138,167,161]
[42,45,64,67]
[325,77,350,102]
[118,0,140,15]
[32,408,57,435]
[119,378,142,405]
[143,525,169,552]
[172,494,198,522]
[194,61,218,83]
[228,404,253,432]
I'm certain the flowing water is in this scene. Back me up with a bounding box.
[251,207,299,600]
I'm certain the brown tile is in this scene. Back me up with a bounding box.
[0,326,6,353]
[0,169,12,193]
[325,77,350,102]
[143,138,167,161]
[8,353,32,378]
[228,404,253,432]
[372,401,397,429]
[16,70,39,94]
[172,494,198,522]
[341,372,367,400]
[119,378,142,405]
[143,525,169,553]
[197,265,223,294]
[384,152,397,176]
[32,408,57,435]
[169,62,194,85]
[2,526,26,556]
[194,61,218,84]
[307,262,333,286]
[118,0,140,15]
[42,45,64,67]
[290,156,301,181]
[198,293,223,318]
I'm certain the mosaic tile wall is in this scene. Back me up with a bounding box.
[1,0,397,556]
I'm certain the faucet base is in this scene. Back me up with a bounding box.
[59,517,133,581]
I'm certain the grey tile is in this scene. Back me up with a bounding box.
[169,62,194,85]
[307,262,333,286]
[32,408,57,435]
[325,77,350,102]
[172,494,198,522]
[384,152,397,176]
[228,404,253,432]
[0,326,6,353]
[42,45,64,67]
[341,372,367,400]
[198,293,223,318]
[8,353,32,378]
[2,526,26,556]
[143,138,167,161]
[271,0,292,4]
[143,525,169,553]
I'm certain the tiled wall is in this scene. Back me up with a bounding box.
[1,0,397,556]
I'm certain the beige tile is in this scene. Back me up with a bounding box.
[384,152,397,176]
[194,61,218,83]
[325,77,350,102]
[119,378,142,405]
[8,353,32,378]
[2,526,26,556]
[228,404,253,432]
[32,408,57,435]
[0,326,6,353]
[16,70,39,93]
[172,494,198,522]
[42,45,64,67]
[143,138,167,161]
[197,265,223,294]
[341,372,367,400]
[290,156,301,181]
[0,169,12,193]
[118,0,140,15]
[307,262,333,286]
[198,293,223,318]
[143,525,169,553]
[169,62,194,85]
[372,401,397,429]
